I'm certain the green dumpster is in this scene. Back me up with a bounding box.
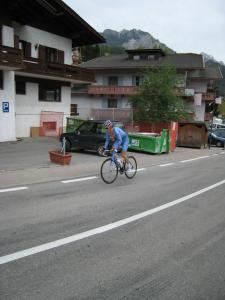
[128,129,170,154]
[66,117,84,133]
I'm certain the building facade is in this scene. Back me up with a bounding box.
[72,49,222,122]
[0,0,104,142]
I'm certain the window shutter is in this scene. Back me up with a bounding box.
[0,26,2,45]
[38,45,46,61]
[13,35,19,48]
[58,50,64,64]
[26,42,31,58]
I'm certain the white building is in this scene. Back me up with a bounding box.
[0,0,104,142]
[72,49,222,122]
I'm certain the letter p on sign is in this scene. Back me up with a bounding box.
[2,102,9,113]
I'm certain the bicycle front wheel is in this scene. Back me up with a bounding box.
[100,158,118,184]
[125,156,137,179]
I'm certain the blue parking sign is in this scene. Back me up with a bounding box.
[2,102,9,113]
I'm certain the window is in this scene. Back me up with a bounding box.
[135,76,140,86]
[45,47,58,62]
[108,76,118,86]
[19,40,31,59]
[70,104,79,116]
[108,98,117,108]
[39,81,61,102]
[96,123,107,134]
[133,76,143,86]
[78,122,96,133]
[133,55,140,60]
[148,55,155,60]
[0,71,3,89]
[16,81,26,95]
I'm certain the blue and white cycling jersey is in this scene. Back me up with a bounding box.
[104,127,129,151]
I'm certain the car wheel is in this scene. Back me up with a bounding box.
[97,145,105,156]
[216,141,223,147]
[65,139,71,152]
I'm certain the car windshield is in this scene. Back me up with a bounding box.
[215,130,225,137]
[78,122,96,133]
[77,121,124,134]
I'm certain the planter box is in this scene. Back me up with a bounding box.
[49,150,72,165]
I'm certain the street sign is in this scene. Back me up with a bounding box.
[2,102,9,113]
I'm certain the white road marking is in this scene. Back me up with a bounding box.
[1,178,225,265]
[180,156,209,163]
[159,163,175,167]
[0,187,28,193]
[220,151,225,154]
[137,168,146,172]
[61,176,98,184]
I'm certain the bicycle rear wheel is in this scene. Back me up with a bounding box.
[100,158,118,184]
[125,156,137,179]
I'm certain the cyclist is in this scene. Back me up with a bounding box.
[103,120,130,168]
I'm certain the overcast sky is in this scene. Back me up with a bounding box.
[64,0,224,63]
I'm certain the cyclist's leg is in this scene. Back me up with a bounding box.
[121,137,129,163]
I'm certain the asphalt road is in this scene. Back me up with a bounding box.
[0,152,225,299]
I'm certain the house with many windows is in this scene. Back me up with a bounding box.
[72,49,222,122]
[0,0,104,142]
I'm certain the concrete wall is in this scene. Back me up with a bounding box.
[2,25,14,47]
[194,102,206,121]
[71,95,102,119]
[71,94,131,119]
[13,23,73,64]
[15,83,71,137]
[0,71,16,141]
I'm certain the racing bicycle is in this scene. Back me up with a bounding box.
[100,149,137,184]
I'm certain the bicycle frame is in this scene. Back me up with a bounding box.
[100,150,137,184]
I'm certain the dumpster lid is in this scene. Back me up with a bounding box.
[129,132,160,137]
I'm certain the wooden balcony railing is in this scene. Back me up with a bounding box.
[0,45,24,69]
[202,92,216,101]
[20,60,95,83]
[88,85,139,95]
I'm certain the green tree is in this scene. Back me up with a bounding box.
[129,67,193,122]
[218,100,225,117]
[81,45,101,61]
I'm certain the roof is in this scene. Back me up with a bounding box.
[1,0,105,47]
[81,52,205,70]
[187,67,223,80]
[178,121,208,131]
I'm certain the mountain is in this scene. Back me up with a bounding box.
[80,29,225,96]
[100,29,224,96]
[101,29,174,53]
[201,52,224,66]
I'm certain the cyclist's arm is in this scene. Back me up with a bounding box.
[104,132,111,149]
[112,129,122,150]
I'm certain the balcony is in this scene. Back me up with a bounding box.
[0,45,24,70]
[88,85,138,95]
[202,92,216,101]
[18,59,95,83]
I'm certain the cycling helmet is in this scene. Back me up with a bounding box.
[104,120,113,128]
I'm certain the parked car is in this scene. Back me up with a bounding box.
[208,129,225,147]
[60,120,124,155]
[206,122,225,131]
